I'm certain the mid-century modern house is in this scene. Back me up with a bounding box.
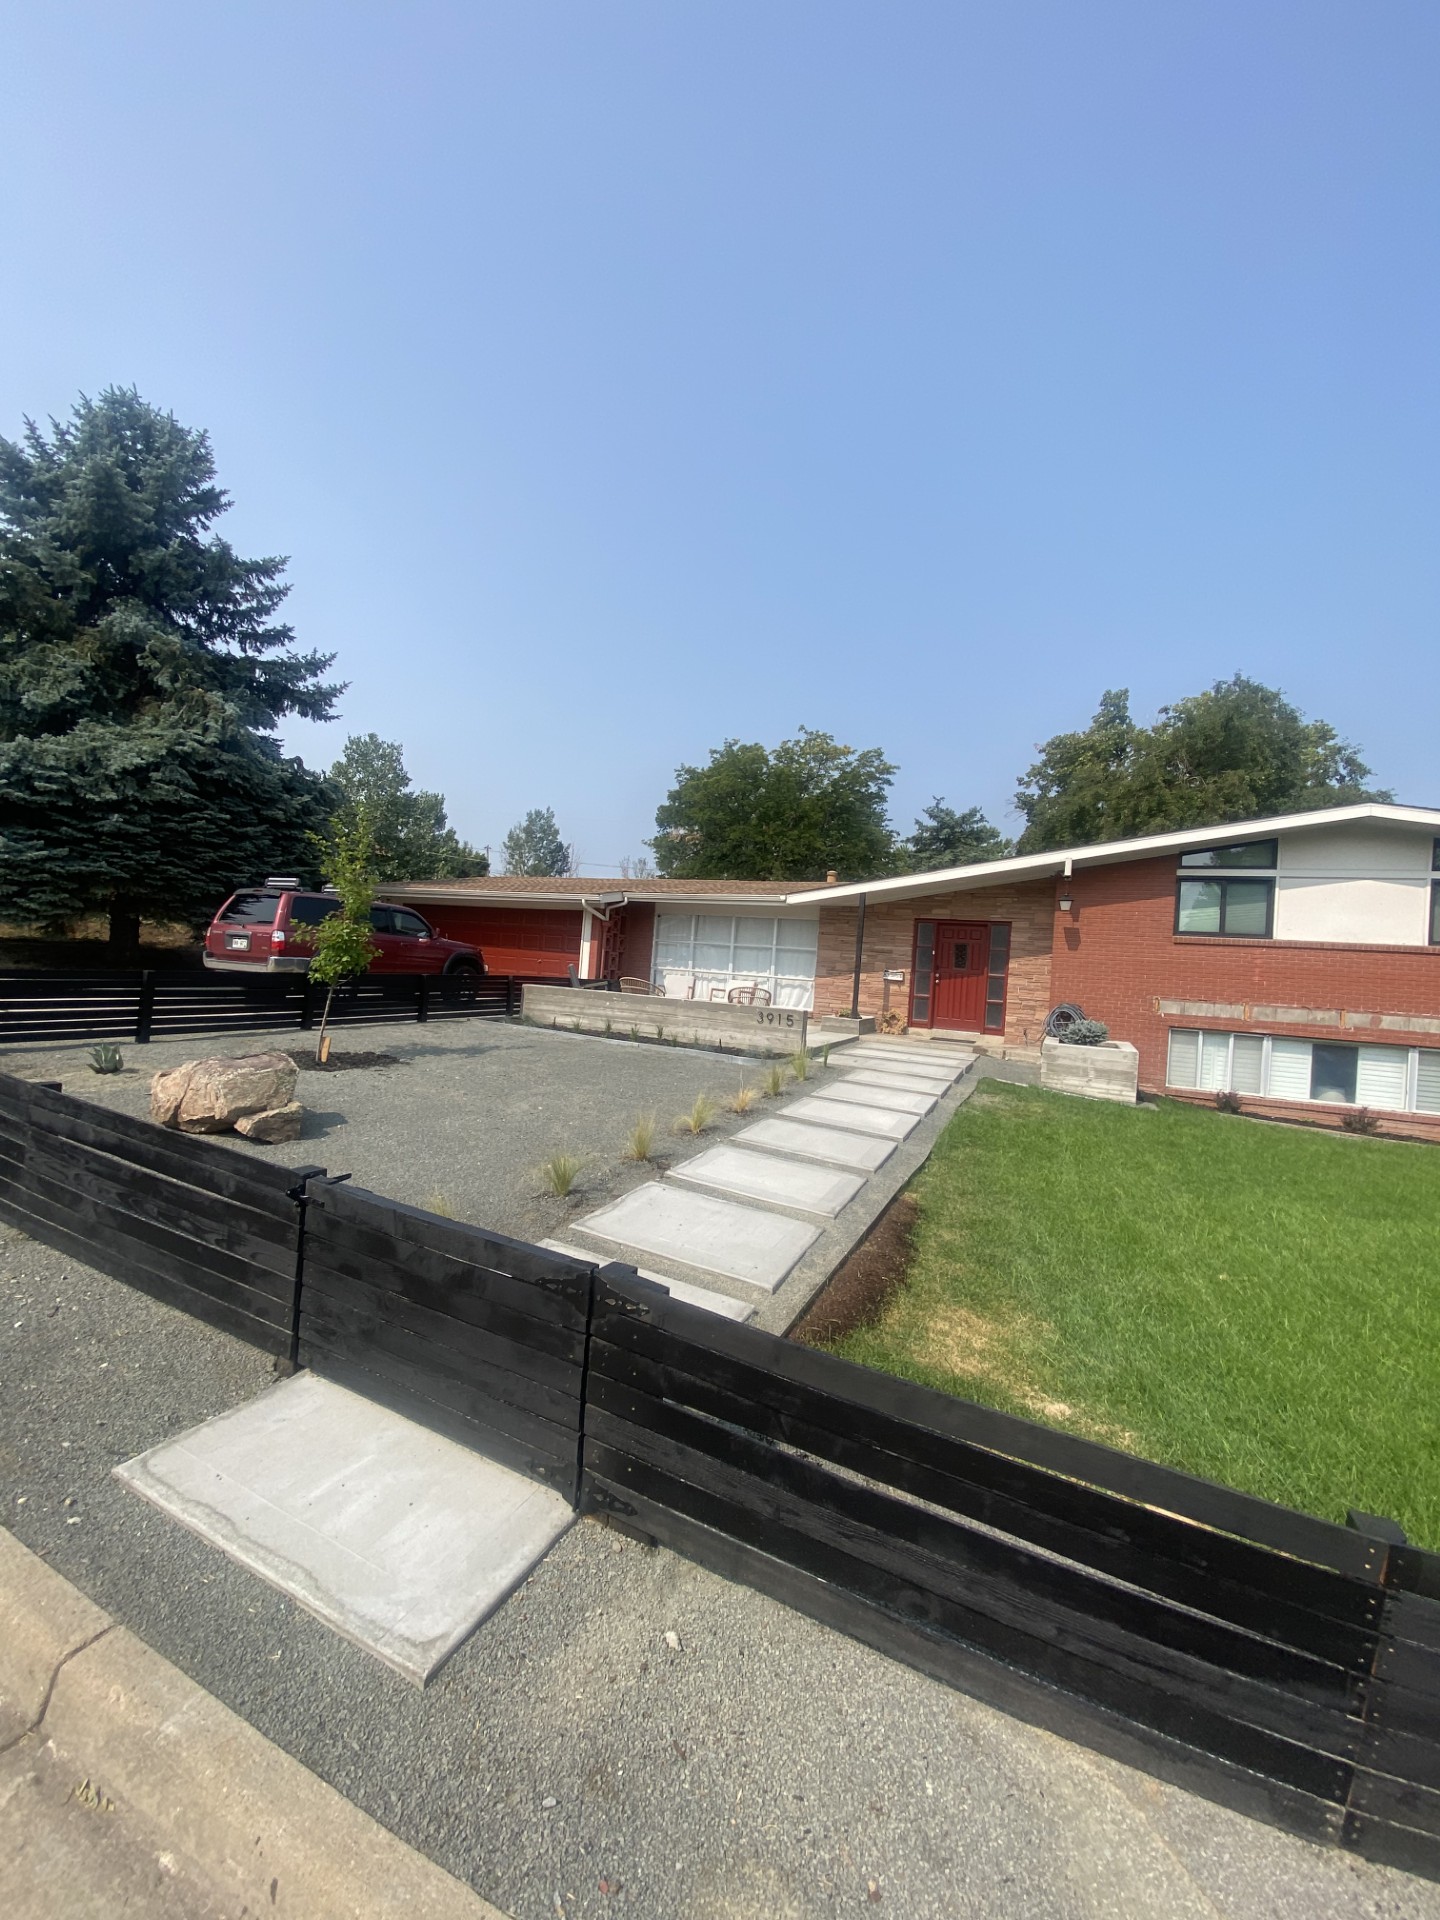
[387,801,1440,1138]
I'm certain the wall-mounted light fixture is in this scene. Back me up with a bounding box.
[1058,887,1074,915]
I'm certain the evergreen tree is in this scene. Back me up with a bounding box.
[650,729,897,881]
[0,388,340,951]
[501,806,573,876]
[903,798,1012,871]
[329,733,487,880]
[1015,677,1389,852]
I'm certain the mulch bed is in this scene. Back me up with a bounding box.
[285,1050,402,1073]
[789,1189,918,1348]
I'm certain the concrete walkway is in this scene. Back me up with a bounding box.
[568,1037,973,1312]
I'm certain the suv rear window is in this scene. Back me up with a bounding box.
[286,895,341,927]
[217,892,282,924]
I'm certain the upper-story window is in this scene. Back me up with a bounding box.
[1431,839,1440,944]
[1175,839,1277,938]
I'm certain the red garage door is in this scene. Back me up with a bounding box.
[421,906,584,979]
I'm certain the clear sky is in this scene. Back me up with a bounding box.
[2,2,1436,870]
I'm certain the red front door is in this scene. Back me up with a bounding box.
[932,922,989,1030]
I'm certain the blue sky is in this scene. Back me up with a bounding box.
[2,3,1436,870]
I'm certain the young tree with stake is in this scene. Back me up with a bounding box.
[306,809,380,1064]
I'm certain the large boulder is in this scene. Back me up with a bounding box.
[150,1052,299,1134]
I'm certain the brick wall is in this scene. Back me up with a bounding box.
[1049,854,1440,1100]
[815,883,1055,1043]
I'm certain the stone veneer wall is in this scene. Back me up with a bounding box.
[813,881,1056,1044]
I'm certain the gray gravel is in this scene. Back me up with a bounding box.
[4,1226,1438,1919]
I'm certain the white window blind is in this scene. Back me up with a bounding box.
[1231,1033,1266,1094]
[1198,1031,1231,1091]
[1166,1030,1200,1088]
[651,913,819,1009]
[1357,1046,1409,1111]
[1267,1037,1312,1101]
[1416,1052,1440,1114]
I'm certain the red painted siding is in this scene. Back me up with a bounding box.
[421,904,583,979]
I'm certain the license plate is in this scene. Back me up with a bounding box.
[227,934,250,950]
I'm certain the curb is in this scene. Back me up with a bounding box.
[0,1527,509,1919]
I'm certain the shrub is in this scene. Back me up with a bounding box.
[877,1008,905,1034]
[537,1152,585,1197]
[88,1043,124,1074]
[1342,1106,1381,1136]
[624,1113,658,1161]
[1215,1090,1243,1116]
[674,1093,717,1136]
[1059,1018,1109,1046]
[727,1084,760,1114]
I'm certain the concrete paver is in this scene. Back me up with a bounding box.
[667,1142,866,1218]
[786,1093,921,1138]
[575,1182,819,1290]
[841,1066,960,1095]
[540,1239,755,1321]
[810,1079,938,1116]
[115,1373,574,1684]
[734,1114,897,1171]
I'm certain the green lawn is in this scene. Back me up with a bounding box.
[827,1083,1440,1548]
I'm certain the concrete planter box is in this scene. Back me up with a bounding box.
[521,983,807,1056]
[816,1015,877,1037]
[1040,1036,1139,1105]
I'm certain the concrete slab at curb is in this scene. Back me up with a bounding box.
[0,1527,508,1920]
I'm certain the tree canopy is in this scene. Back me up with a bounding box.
[650,728,896,881]
[1014,677,1390,852]
[903,798,1012,871]
[502,806,572,876]
[329,733,486,880]
[0,388,340,949]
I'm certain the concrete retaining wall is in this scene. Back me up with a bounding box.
[521,984,807,1056]
[1039,1037,1140,1104]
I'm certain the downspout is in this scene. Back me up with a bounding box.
[849,894,867,1019]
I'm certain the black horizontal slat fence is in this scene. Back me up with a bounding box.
[0,1071,1435,1877]
[296,1181,595,1502]
[581,1270,1440,1879]
[0,1073,317,1357]
[0,966,520,1046]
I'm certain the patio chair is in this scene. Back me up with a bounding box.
[620,977,663,996]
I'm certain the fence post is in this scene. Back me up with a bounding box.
[416,975,430,1024]
[135,971,156,1045]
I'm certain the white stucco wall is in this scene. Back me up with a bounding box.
[1273,823,1435,945]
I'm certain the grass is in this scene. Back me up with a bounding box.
[537,1152,585,1198]
[827,1083,1440,1547]
[727,1084,761,1114]
[623,1112,659,1161]
[790,1048,812,1081]
[674,1093,718,1136]
[763,1062,789,1098]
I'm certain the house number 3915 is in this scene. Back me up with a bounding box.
[755,1009,798,1027]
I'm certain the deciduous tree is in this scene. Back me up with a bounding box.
[903,798,1012,871]
[329,733,486,879]
[502,806,573,876]
[650,729,897,881]
[1015,677,1388,852]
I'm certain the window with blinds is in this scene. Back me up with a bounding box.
[1165,1029,1432,1116]
[652,914,819,1008]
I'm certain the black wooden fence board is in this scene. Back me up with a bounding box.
[583,1376,1362,1712]
[589,1303,1386,1635]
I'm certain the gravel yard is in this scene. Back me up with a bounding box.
[0,1017,796,1246]
[5,1231,1438,1920]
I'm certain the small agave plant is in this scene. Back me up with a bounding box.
[88,1042,124,1074]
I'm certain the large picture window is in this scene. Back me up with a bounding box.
[1175,840,1277,938]
[1166,1029,1437,1115]
[652,914,818,1009]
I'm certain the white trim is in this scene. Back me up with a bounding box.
[785,804,1440,906]
[578,908,596,977]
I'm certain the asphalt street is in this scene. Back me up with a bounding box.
[4,1216,1439,1920]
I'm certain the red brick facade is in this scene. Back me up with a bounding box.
[1047,854,1440,1092]
[815,884,1055,1047]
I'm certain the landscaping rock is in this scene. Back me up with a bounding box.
[233,1101,304,1143]
[150,1053,299,1134]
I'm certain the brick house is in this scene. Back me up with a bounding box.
[388,802,1440,1137]
[801,802,1440,1140]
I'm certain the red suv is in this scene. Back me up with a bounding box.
[204,883,486,980]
